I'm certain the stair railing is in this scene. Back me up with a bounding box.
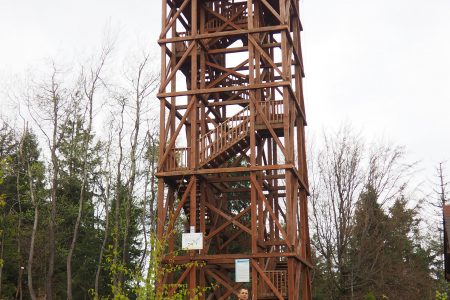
[199,105,250,164]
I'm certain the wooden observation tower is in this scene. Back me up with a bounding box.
[156,0,312,298]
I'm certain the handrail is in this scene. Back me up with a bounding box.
[199,105,250,164]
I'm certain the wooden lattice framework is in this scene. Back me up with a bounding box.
[156,0,312,298]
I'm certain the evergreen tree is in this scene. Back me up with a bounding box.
[383,197,434,299]
[55,116,107,299]
[0,125,47,299]
[348,186,388,299]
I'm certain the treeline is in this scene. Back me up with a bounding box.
[0,47,160,299]
[0,46,448,300]
[308,128,448,299]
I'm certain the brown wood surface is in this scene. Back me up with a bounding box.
[157,0,312,298]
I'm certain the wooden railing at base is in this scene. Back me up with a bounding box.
[261,270,288,298]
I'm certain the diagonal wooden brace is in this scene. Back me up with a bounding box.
[250,176,292,249]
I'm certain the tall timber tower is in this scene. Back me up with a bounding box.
[156,0,312,298]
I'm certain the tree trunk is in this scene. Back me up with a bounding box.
[94,129,114,295]
[94,187,110,295]
[113,102,125,289]
[26,135,39,300]
[66,178,86,300]
[15,133,24,300]
[27,205,38,300]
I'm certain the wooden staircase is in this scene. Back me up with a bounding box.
[199,104,251,168]
[165,100,284,171]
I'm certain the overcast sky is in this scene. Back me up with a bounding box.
[0,0,449,186]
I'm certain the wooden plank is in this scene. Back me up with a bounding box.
[205,173,284,183]
[166,253,313,269]
[158,81,290,98]
[166,252,299,263]
[207,43,281,54]
[168,265,192,296]
[164,98,188,121]
[158,25,289,44]
[156,163,294,177]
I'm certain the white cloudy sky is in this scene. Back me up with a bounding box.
[0,0,449,185]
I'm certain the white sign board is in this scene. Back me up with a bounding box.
[235,259,250,282]
[182,232,203,250]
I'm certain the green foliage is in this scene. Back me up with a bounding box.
[436,290,449,300]
[91,233,214,300]
[313,184,436,299]
[364,291,376,300]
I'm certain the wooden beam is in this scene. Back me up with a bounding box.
[158,81,290,98]
[158,25,289,44]
[251,176,292,249]
[260,0,284,24]
[167,177,194,233]
[205,202,252,235]
[159,41,195,92]
[156,164,293,177]
[250,93,287,159]
[205,206,251,241]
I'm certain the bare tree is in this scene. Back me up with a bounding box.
[309,126,413,299]
[26,65,74,300]
[112,97,125,289]
[309,127,364,298]
[66,44,111,300]
[94,121,114,296]
[120,53,159,277]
